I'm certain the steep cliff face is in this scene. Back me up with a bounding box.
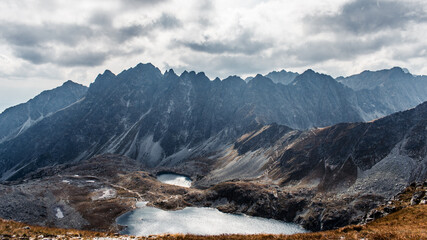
[0,81,87,144]
[1,63,426,181]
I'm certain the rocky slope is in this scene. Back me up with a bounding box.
[0,155,204,232]
[1,63,426,181]
[0,153,425,234]
[180,101,427,230]
[0,80,87,144]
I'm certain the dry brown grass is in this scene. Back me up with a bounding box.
[1,205,426,239]
[0,218,113,239]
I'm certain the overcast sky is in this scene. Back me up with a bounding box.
[1,0,427,112]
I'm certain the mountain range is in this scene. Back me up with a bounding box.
[0,63,426,232]
[1,63,426,181]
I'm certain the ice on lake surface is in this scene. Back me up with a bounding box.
[116,206,307,236]
[156,173,192,188]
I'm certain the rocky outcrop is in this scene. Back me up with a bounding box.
[362,181,427,223]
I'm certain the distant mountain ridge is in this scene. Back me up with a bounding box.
[0,80,87,144]
[337,67,427,113]
[0,63,426,180]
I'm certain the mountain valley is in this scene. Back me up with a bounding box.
[0,63,426,237]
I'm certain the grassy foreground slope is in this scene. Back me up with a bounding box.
[1,204,425,240]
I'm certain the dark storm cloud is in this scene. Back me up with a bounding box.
[181,31,271,55]
[306,0,427,34]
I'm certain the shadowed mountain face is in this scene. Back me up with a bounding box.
[0,81,87,144]
[0,63,426,181]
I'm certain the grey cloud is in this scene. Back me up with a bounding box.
[121,0,169,9]
[306,0,427,34]
[89,11,113,27]
[56,51,109,67]
[285,33,402,64]
[12,45,110,67]
[0,23,93,47]
[0,12,178,66]
[13,47,51,65]
[0,14,172,49]
[155,13,182,29]
[391,44,427,60]
[115,25,146,42]
[181,31,271,55]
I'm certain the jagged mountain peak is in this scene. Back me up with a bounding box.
[264,69,299,85]
[179,70,210,83]
[291,69,336,86]
[134,62,158,72]
[93,69,116,83]
[222,76,245,86]
[88,69,118,97]
[223,75,243,82]
[179,70,193,77]
[164,68,177,76]
[102,69,115,77]
[248,74,275,86]
[118,62,163,78]
[164,69,179,82]
[62,80,82,87]
[196,71,208,78]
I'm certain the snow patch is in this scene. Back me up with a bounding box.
[157,173,192,188]
[55,207,64,219]
[92,188,117,201]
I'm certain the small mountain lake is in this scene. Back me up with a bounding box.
[116,205,308,236]
[156,173,192,188]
